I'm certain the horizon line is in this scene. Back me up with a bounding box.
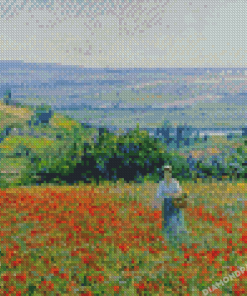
[0,60,247,70]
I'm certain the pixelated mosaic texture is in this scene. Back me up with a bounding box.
[0,1,246,295]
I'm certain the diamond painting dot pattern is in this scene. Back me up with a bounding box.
[0,1,246,295]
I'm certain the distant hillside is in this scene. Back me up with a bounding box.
[0,100,100,187]
[0,101,33,122]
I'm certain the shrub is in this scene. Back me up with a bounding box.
[93,125,169,183]
[32,104,53,126]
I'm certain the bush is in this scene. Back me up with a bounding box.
[164,152,191,181]
[32,125,100,185]
[0,177,8,189]
[93,126,169,183]
[31,104,53,126]
[0,154,36,188]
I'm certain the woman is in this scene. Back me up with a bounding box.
[153,165,189,247]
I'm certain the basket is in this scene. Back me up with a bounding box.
[172,193,188,209]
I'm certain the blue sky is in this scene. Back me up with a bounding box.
[0,0,246,67]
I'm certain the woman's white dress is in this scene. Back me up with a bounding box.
[155,178,188,245]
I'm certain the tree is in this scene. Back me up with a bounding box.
[32,104,53,126]
[93,124,169,183]
[3,90,11,105]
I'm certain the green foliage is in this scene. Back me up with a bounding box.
[30,103,53,127]
[225,148,246,178]
[0,177,8,189]
[3,90,11,105]
[118,126,167,169]
[92,124,169,182]
[32,139,77,177]
[94,131,119,169]
[1,103,245,187]
[166,151,191,181]
[0,155,35,187]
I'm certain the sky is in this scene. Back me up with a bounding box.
[0,0,246,68]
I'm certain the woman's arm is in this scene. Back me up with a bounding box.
[169,182,183,199]
[170,192,182,198]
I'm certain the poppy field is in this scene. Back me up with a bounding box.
[0,180,247,295]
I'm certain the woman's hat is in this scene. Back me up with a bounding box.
[163,165,172,171]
